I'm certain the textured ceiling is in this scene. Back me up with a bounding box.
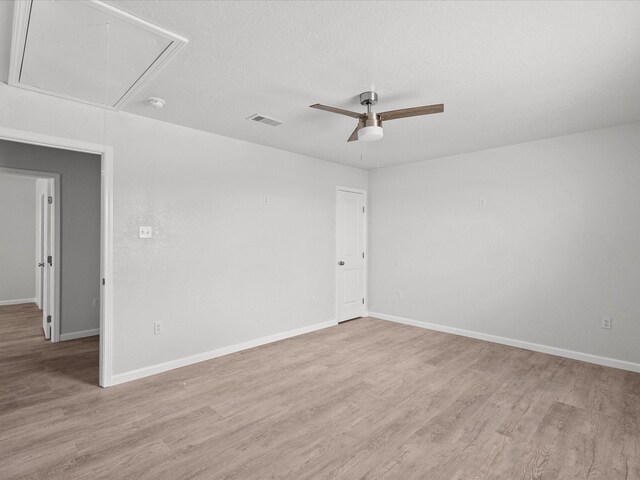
[1,1,640,169]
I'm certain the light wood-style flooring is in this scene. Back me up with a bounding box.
[1,303,639,479]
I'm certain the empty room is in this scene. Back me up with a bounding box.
[0,1,639,479]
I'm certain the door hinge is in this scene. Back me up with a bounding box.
[102,278,105,286]
[48,196,53,204]
[362,206,365,213]
[362,298,365,304]
[47,255,52,266]
[362,252,365,259]
[46,315,52,323]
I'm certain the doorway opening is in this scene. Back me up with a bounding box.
[0,169,58,339]
[0,128,113,387]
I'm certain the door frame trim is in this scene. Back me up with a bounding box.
[0,126,114,388]
[335,186,368,323]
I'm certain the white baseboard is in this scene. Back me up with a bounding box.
[369,311,640,374]
[59,328,99,341]
[110,319,338,386]
[0,297,36,306]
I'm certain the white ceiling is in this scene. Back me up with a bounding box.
[1,1,640,169]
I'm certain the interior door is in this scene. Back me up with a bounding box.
[336,189,366,322]
[42,186,53,339]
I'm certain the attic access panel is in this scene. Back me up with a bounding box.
[8,0,187,110]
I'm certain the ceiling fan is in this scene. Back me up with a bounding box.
[310,91,444,142]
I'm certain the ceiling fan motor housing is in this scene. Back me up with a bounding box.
[364,111,381,128]
[359,111,384,141]
[358,91,383,140]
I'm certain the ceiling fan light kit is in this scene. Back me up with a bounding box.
[358,125,384,142]
[310,91,444,142]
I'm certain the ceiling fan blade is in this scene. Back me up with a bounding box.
[347,126,360,142]
[347,118,366,142]
[310,103,364,119]
[379,104,444,122]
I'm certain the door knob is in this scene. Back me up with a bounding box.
[338,261,345,266]
[38,262,45,267]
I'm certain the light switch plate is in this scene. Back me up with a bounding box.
[138,226,153,238]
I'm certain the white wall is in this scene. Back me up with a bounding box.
[0,84,367,378]
[109,114,367,375]
[0,174,36,303]
[9,75,639,379]
[369,122,640,365]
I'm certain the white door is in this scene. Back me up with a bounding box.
[37,193,45,308]
[336,189,366,322]
[42,184,54,339]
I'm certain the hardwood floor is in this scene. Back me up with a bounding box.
[1,303,639,479]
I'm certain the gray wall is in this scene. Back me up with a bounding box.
[0,140,100,335]
[0,174,36,302]
[369,122,640,365]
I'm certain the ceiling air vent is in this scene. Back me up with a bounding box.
[247,114,283,127]
[8,0,188,110]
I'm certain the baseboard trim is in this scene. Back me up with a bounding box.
[0,298,36,306]
[369,311,640,373]
[59,328,99,341]
[110,319,338,386]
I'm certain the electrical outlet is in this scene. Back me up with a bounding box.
[479,198,487,207]
[92,298,100,308]
[397,289,404,299]
[601,317,612,329]
[311,295,317,307]
[154,321,162,335]
[138,226,153,238]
